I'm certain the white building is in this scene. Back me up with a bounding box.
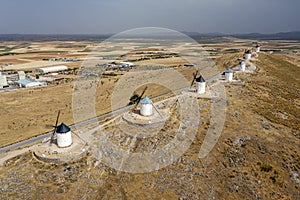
[16,78,46,88]
[245,50,252,60]
[120,62,135,68]
[0,74,8,88]
[56,123,72,148]
[196,75,206,94]
[225,69,233,82]
[140,96,153,116]
[17,71,26,80]
[240,61,246,71]
[36,65,68,74]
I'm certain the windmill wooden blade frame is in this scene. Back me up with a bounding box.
[190,70,199,87]
[135,86,148,108]
[50,110,60,144]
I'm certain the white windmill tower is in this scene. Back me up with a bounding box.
[225,69,233,82]
[245,50,252,60]
[195,75,206,94]
[240,61,246,71]
[140,96,153,116]
[56,123,72,148]
[255,44,261,53]
[130,86,163,118]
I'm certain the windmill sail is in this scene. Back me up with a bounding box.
[190,70,199,87]
[135,86,148,108]
[50,110,60,144]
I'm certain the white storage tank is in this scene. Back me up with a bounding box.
[56,123,72,148]
[225,69,233,82]
[196,75,206,94]
[140,96,153,116]
[245,50,252,60]
[240,61,246,71]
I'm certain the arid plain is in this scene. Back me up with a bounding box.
[0,37,299,199]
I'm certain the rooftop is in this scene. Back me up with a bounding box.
[56,123,71,133]
[196,75,206,83]
[16,78,41,85]
[225,68,233,73]
[140,96,152,104]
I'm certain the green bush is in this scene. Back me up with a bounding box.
[260,163,273,172]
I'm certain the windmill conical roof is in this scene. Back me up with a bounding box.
[225,68,233,73]
[140,96,152,104]
[196,75,206,83]
[56,123,71,133]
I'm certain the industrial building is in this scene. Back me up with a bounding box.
[0,76,8,88]
[0,72,8,88]
[16,78,46,88]
[36,65,68,74]
[17,71,26,80]
[120,62,135,68]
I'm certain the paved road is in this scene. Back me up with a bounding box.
[0,71,224,155]
[0,104,135,154]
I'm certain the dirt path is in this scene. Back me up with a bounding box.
[0,146,36,166]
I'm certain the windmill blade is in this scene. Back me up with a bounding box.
[50,110,60,145]
[190,78,196,87]
[139,86,148,98]
[190,70,199,87]
[152,103,164,119]
[135,97,142,108]
[53,110,60,134]
[193,70,199,79]
[135,86,148,107]
[51,110,60,138]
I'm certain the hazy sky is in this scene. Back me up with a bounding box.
[0,0,299,34]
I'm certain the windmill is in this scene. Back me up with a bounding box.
[129,86,164,118]
[50,110,60,145]
[189,69,207,94]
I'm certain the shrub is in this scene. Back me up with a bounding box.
[270,176,276,183]
[260,163,273,172]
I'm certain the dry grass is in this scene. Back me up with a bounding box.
[0,67,196,147]
[246,53,300,131]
